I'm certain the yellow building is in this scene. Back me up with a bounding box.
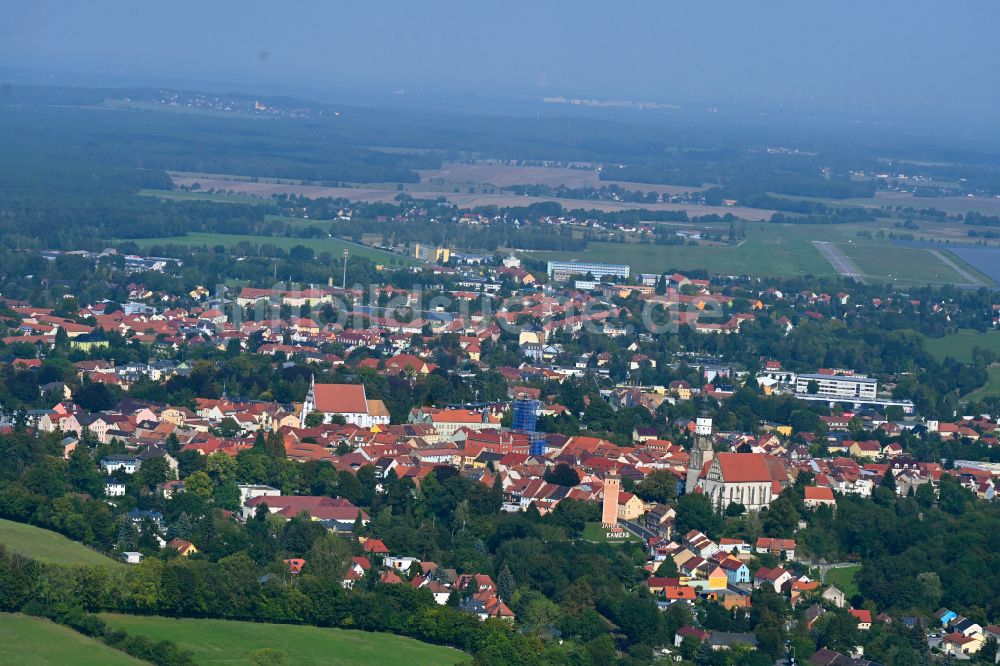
[707,565,729,590]
[70,334,110,352]
[168,539,198,557]
[414,244,450,263]
[519,330,544,345]
[848,441,881,459]
[670,382,692,401]
[160,407,188,426]
[616,492,646,521]
[273,412,301,432]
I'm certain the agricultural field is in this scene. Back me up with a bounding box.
[601,180,709,195]
[169,175,406,205]
[169,172,775,220]
[0,518,123,568]
[775,191,1000,217]
[824,565,861,600]
[146,175,992,285]
[0,614,141,666]
[139,188,272,205]
[872,191,1000,216]
[966,366,1000,401]
[922,329,1000,363]
[125,232,417,266]
[418,161,600,188]
[100,613,467,666]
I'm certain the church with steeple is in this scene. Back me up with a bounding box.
[300,375,390,428]
[684,413,788,512]
[685,416,715,495]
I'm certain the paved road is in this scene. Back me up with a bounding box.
[928,249,985,287]
[619,519,656,542]
[813,241,864,281]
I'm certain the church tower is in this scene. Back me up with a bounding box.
[602,472,621,527]
[685,415,715,495]
[301,374,317,424]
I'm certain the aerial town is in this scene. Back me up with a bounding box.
[3,5,1000,662]
[2,239,999,664]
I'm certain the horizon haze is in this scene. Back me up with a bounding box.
[3,1,999,128]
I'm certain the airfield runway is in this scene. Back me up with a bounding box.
[813,241,864,281]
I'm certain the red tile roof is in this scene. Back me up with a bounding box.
[804,486,835,501]
[313,383,368,414]
[850,609,872,624]
[363,538,390,554]
[714,453,784,483]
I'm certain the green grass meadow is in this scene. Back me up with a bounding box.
[825,565,861,600]
[835,243,966,285]
[0,614,141,665]
[966,366,1000,401]
[582,521,640,545]
[100,614,467,666]
[922,329,1000,364]
[529,228,835,278]
[527,223,985,284]
[0,518,123,568]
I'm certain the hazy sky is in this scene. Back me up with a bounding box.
[4,1,999,124]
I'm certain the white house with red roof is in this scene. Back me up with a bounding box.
[803,486,837,509]
[753,566,793,593]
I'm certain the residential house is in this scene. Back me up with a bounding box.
[674,626,710,647]
[755,537,796,560]
[941,632,984,657]
[707,632,758,651]
[643,504,676,539]
[754,566,793,593]
[822,586,847,608]
[242,495,369,531]
[803,486,837,509]
[719,558,751,585]
[850,609,872,630]
[168,538,198,557]
[105,480,126,497]
[617,491,646,521]
[101,455,139,475]
[848,440,881,459]
[718,538,751,557]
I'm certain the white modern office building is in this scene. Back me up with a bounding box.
[547,260,630,281]
[795,373,877,400]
